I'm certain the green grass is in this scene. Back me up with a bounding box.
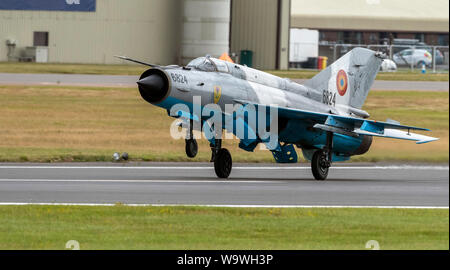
[0,85,447,163]
[0,62,147,75]
[0,62,448,81]
[269,69,449,81]
[358,90,449,162]
[374,70,449,82]
[0,205,447,250]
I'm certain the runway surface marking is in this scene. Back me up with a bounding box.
[0,179,282,184]
[0,202,447,209]
[1,166,448,170]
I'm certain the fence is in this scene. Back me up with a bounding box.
[316,43,449,73]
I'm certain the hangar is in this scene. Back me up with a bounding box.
[291,0,449,46]
[0,0,448,69]
[0,0,182,65]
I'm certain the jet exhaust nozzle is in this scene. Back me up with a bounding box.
[137,69,170,104]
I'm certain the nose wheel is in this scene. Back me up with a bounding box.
[185,119,198,158]
[185,139,198,158]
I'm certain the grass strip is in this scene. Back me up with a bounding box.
[0,205,447,250]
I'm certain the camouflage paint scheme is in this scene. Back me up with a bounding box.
[132,48,437,164]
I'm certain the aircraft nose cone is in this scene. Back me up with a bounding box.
[137,73,168,103]
[137,74,165,96]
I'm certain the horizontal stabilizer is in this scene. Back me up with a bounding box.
[355,128,439,144]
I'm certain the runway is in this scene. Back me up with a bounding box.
[0,73,448,91]
[0,163,448,207]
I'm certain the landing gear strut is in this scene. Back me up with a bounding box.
[211,139,232,178]
[185,120,198,158]
[311,132,333,181]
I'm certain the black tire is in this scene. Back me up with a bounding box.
[185,139,198,158]
[214,148,232,179]
[311,150,329,181]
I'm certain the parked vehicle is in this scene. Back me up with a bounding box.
[380,59,397,72]
[432,49,445,65]
[393,49,432,67]
[417,47,445,65]
[392,39,444,65]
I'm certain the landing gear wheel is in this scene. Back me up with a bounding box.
[311,150,329,181]
[185,139,198,158]
[214,148,232,178]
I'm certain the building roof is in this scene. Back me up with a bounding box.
[291,0,449,32]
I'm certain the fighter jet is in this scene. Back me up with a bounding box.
[116,48,438,180]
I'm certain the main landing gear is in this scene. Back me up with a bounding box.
[211,139,232,179]
[311,131,334,181]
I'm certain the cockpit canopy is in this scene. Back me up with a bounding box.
[187,56,229,73]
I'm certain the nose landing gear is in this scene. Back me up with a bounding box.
[185,139,198,158]
[185,120,198,158]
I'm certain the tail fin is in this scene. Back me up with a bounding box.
[304,48,383,109]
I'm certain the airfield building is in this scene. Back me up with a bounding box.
[0,0,448,69]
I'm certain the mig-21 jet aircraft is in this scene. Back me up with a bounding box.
[116,48,437,180]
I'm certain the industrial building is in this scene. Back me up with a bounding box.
[291,0,449,46]
[0,0,182,65]
[0,0,448,69]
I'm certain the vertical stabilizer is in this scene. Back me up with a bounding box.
[304,48,383,109]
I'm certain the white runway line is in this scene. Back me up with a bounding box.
[0,202,447,209]
[0,166,448,170]
[0,179,284,184]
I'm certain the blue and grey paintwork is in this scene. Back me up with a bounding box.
[134,48,438,163]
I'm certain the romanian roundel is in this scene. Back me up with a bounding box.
[336,69,348,96]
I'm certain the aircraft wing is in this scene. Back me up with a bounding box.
[236,100,438,144]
